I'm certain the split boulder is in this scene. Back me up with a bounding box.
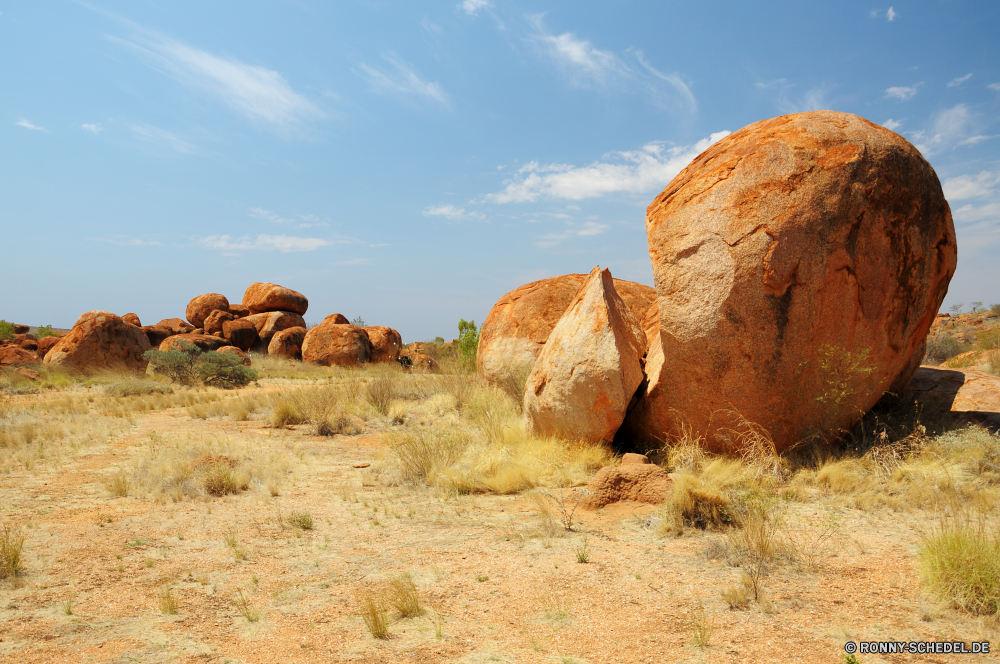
[222,318,259,352]
[523,267,646,444]
[302,322,372,367]
[245,311,307,350]
[122,313,142,327]
[268,326,307,359]
[364,326,402,363]
[203,309,235,337]
[625,111,957,453]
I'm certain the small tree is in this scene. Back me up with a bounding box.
[949,303,965,315]
[971,301,984,314]
[457,319,479,372]
[0,320,13,342]
[34,325,58,339]
[350,315,366,327]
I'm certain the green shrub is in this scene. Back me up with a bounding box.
[145,342,201,384]
[197,352,258,389]
[34,325,58,339]
[924,335,969,365]
[351,315,366,327]
[457,319,479,372]
[0,321,14,343]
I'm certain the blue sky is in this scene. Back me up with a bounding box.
[3,1,999,341]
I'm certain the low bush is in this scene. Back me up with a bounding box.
[0,524,24,579]
[924,334,970,365]
[0,321,13,343]
[145,343,201,384]
[145,344,257,388]
[34,325,58,340]
[457,319,479,372]
[197,352,258,389]
[919,517,1000,615]
[105,378,173,397]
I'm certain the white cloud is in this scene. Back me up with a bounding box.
[249,207,328,228]
[357,53,449,109]
[129,123,196,153]
[109,29,321,130]
[947,73,972,87]
[422,204,483,220]
[887,6,897,21]
[459,0,491,15]
[535,221,610,248]
[483,131,730,203]
[81,123,102,134]
[957,135,998,147]
[196,234,330,253]
[528,17,696,113]
[910,103,981,155]
[943,170,1000,201]
[989,83,1000,92]
[15,119,47,132]
[882,118,903,131]
[884,83,921,101]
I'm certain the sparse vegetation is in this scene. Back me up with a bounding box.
[0,321,14,343]
[386,574,423,617]
[688,601,715,646]
[286,511,314,530]
[232,588,259,622]
[145,344,257,388]
[158,585,178,614]
[919,510,1000,615]
[456,319,479,372]
[355,586,390,639]
[0,525,24,579]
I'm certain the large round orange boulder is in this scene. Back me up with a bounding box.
[268,326,307,359]
[245,311,307,349]
[222,318,259,352]
[302,323,372,367]
[624,111,957,453]
[203,309,235,337]
[242,283,308,316]
[43,311,151,372]
[477,274,655,384]
[186,293,230,328]
[364,326,402,363]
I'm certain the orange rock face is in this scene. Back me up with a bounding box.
[156,318,195,336]
[185,294,230,328]
[268,327,307,359]
[36,335,62,359]
[409,353,438,372]
[583,462,672,509]
[302,323,372,367]
[222,318,259,352]
[43,311,151,373]
[203,309,235,337]
[364,326,402,363]
[323,313,349,325]
[523,267,646,444]
[478,274,655,385]
[122,313,142,327]
[217,346,252,366]
[626,111,957,453]
[228,304,250,318]
[0,346,39,367]
[159,334,227,353]
[244,311,307,349]
[242,283,308,316]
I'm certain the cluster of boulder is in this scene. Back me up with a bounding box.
[2,282,404,374]
[478,111,959,453]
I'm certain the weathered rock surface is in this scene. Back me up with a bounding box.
[409,353,438,372]
[268,327,307,359]
[0,346,38,367]
[159,334,227,353]
[641,303,660,351]
[217,346,252,366]
[222,318,259,352]
[583,454,672,509]
[12,324,30,334]
[364,326,402,363]
[43,311,151,372]
[122,313,142,327]
[323,313,349,325]
[906,366,1000,431]
[156,318,195,336]
[624,111,957,453]
[478,274,655,385]
[245,311,307,350]
[228,304,250,319]
[302,323,372,367]
[203,309,235,337]
[186,293,230,328]
[523,267,647,444]
[141,326,174,349]
[20,339,38,352]
[36,335,62,359]
[243,283,308,316]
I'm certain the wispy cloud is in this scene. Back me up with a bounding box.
[910,104,987,155]
[943,170,1000,201]
[528,16,696,113]
[129,123,196,153]
[459,0,491,16]
[422,204,484,221]
[755,77,833,114]
[884,83,921,101]
[535,221,609,248]
[106,21,321,130]
[357,53,449,109]
[990,83,1000,93]
[81,123,102,134]
[483,132,730,204]
[887,6,897,21]
[947,73,972,88]
[883,118,903,131]
[249,207,328,229]
[196,234,331,253]
[870,7,897,20]
[94,236,164,247]
[15,119,47,132]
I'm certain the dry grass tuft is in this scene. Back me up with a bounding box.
[104,469,132,497]
[286,511,314,530]
[386,574,423,618]
[919,508,1000,615]
[158,585,178,615]
[0,524,24,579]
[232,588,260,622]
[688,600,715,646]
[355,586,390,639]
